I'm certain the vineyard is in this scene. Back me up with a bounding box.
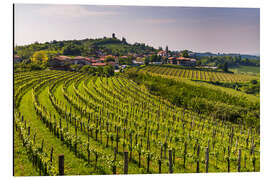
[14,70,260,176]
[140,66,258,83]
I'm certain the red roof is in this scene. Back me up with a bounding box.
[54,56,71,61]
[168,57,176,60]
[73,56,86,60]
[158,50,165,54]
[92,63,106,66]
[87,57,95,60]
[105,55,114,58]
[176,57,196,61]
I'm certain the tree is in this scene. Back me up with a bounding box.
[31,51,48,63]
[165,45,169,53]
[217,64,223,70]
[122,37,127,44]
[16,49,33,60]
[112,33,116,39]
[181,50,189,58]
[144,57,150,65]
[80,65,97,74]
[104,56,115,63]
[223,62,228,72]
[62,44,81,55]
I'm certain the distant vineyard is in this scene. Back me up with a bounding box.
[140,66,258,83]
[14,70,260,175]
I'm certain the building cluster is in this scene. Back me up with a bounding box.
[156,50,197,66]
[47,55,118,70]
[14,48,198,68]
[167,56,197,66]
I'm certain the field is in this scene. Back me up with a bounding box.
[229,66,260,75]
[141,65,258,83]
[14,70,260,176]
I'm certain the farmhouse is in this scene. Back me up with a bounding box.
[71,56,91,65]
[91,63,107,67]
[168,57,177,64]
[167,57,196,66]
[157,50,167,57]
[49,56,72,66]
[176,57,197,66]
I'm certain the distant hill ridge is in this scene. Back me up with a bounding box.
[15,35,259,60]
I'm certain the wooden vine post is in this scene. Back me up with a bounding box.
[28,127,30,136]
[238,149,242,172]
[158,159,162,173]
[124,151,128,174]
[113,147,117,174]
[227,146,230,173]
[205,147,209,173]
[252,156,256,172]
[116,128,119,153]
[50,147,54,163]
[58,154,64,176]
[147,153,150,173]
[138,150,141,168]
[196,144,200,173]
[129,133,133,161]
[169,149,173,173]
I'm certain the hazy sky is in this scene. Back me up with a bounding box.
[14,4,260,55]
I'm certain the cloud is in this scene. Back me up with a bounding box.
[36,5,119,18]
[140,18,177,24]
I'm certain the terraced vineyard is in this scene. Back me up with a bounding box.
[14,70,260,176]
[141,66,258,83]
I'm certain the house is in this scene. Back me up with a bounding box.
[14,55,22,64]
[84,57,93,65]
[168,57,177,64]
[176,57,197,66]
[99,57,105,62]
[91,63,107,67]
[49,56,72,66]
[71,56,90,65]
[157,50,167,57]
[91,59,102,63]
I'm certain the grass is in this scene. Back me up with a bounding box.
[14,70,260,175]
[18,85,97,175]
[14,128,39,176]
[229,65,260,75]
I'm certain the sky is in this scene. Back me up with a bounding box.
[14,4,260,55]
